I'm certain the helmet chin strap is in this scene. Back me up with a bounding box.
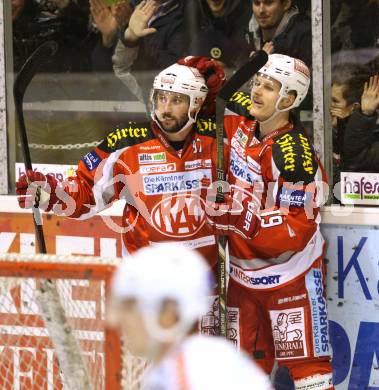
[159,118,195,141]
[152,107,199,141]
[259,95,293,125]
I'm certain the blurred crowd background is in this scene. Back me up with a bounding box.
[8,0,379,182]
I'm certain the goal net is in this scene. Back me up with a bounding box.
[0,253,147,390]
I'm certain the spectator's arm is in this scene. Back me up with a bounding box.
[90,0,118,48]
[112,40,144,102]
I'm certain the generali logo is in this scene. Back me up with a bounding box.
[151,194,205,238]
[270,308,307,359]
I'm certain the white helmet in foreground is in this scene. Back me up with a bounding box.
[258,53,310,112]
[111,243,212,341]
[151,63,208,128]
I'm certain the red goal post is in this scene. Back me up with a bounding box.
[0,253,126,390]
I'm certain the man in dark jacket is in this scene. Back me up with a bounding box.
[188,0,252,68]
[246,0,311,68]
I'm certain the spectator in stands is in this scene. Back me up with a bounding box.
[330,64,369,178]
[342,74,379,172]
[188,0,252,68]
[12,0,91,72]
[246,0,311,68]
[331,0,379,77]
[112,0,190,103]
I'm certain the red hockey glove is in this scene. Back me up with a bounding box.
[178,56,226,115]
[206,194,259,239]
[16,170,59,212]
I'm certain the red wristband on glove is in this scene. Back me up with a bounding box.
[178,56,226,115]
[16,170,59,212]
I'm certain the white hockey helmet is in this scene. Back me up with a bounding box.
[258,54,311,111]
[151,63,208,125]
[111,243,212,339]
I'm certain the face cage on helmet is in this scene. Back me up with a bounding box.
[150,88,202,128]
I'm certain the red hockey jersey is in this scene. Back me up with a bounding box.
[223,96,327,289]
[54,118,218,266]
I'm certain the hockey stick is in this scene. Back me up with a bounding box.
[14,41,92,390]
[215,51,268,337]
[14,40,58,251]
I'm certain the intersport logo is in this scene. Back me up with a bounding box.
[151,194,205,238]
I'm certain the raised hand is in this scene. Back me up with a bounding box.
[90,0,118,48]
[361,75,379,116]
[124,0,158,43]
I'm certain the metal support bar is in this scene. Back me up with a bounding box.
[312,0,333,202]
[0,1,8,194]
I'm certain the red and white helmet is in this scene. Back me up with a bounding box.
[151,63,208,125]
[258,54,311,111]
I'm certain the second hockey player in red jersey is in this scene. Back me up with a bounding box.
[207,54,334,389]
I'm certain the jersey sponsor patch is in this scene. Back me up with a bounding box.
[227,91,253,114]
[106,125,149,148]
[305,268,330,357]
[143,169,212,195]
[246,156,261,174]
[230,265,281,286]
[277,186,311,208]
[82,151,101,172]
[139,163,176,174]
[272,131,318,184]
[196,117,216,134]
[185,159,212,171]
[151,193,205,237]
[138,152,166,165]
[231,137,246,159]
[269,307,308,360]
[230,151,260,184]
[235,127,249,147]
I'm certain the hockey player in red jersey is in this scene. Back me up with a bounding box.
[16,57,225,273]
[207,54,334,389]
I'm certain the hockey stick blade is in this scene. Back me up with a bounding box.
[218,50,268,101]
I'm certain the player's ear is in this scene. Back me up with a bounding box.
[279,91,296,110]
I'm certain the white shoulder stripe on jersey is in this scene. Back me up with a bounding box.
[76,146,129,220]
